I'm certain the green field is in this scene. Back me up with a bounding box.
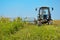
[0,17,60,40]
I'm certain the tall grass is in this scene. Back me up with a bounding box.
[0,17,24,40]
[0,17,60,40]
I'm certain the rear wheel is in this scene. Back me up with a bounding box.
[48,20,53,25]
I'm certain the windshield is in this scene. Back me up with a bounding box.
[40,9,48,19]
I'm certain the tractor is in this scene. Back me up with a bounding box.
[34,7,53,26]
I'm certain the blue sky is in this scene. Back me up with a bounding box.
[0,0,60,20]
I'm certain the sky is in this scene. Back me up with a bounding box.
[0,0,60,20]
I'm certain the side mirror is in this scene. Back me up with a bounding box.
[35,8,37,11]
[52,8,54,11]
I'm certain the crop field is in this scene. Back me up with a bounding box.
[0,17,60,40]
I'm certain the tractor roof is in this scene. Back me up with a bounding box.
[40,7,49,9]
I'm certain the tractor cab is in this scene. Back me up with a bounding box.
[39,7,51,20]
[40,7,48,19]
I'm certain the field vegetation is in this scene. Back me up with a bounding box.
[0,17,60,40]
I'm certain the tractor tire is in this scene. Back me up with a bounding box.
[37,21,42,26]
[48,20,53,25]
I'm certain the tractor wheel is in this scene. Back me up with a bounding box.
[37,21,42,26]
[48,20,53,25]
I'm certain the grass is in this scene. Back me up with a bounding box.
[10,25,60,40]
[0,17,60,40]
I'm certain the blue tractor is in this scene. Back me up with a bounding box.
[35,7,53,26]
